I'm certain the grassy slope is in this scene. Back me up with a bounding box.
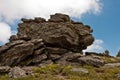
[1,56,120,80]
[0,64,120,80]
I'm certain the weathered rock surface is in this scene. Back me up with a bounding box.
[0,41,34,66]
[0,13,95,67]
[85,52,113,57]
[0,66,11,74]
[22,66,38,75]
[70,68,89,74]
[9,67,27,78]
[115,73,120,78]
[17,13,94,52]
[48,13,71,22]
[78,56,104,67]
[55,52,83,66]
[104,63,120,68]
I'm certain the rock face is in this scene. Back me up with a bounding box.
[17,13,94,52]
[78,56,104,67]
[0,13,95,67]
[0,66,11,74]
[104,63,120,68]
[9,67,27,78]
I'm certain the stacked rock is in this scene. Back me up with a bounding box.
[0,13,96,67]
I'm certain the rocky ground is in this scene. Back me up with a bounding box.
[1,57,120,80]
[0,13,120,80]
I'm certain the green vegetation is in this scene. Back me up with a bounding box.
[102,56,120,63]
[0,64,120,80]
[117,50,120,57]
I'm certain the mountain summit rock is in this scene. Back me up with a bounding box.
[0,13,95,66]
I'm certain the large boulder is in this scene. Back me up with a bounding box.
[0,41,34,66]
[0,39,44,66]
[9,67,27,78]
[104,63,120,68]
[48,13,71,22]
[0,13,95,67]
[55,52,83,66]
[17,13,94,52]
[78,56,104,67]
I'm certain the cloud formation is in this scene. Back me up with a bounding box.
[0,0,102,22]
[84,39,104,52]
[0,22,12,43]
[0,0,102,46]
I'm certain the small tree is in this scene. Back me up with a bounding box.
[104,50,109,56]
[117,50,120,57]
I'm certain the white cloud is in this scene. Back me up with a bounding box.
[84,39,104,52]
[0,0,102,22]
[0,22,12,43]
[0,0,102,44]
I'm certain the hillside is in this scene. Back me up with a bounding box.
[0,13,120,80]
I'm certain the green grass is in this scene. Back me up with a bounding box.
[101,56,120,63]
[0,64,120,80]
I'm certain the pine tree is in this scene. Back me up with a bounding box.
[104,50,109,56]
[117,50,120,57]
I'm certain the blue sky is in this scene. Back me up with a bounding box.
[0,0,120,56]
[81,0,120,56]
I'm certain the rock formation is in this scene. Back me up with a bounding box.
[0,13,96,67]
